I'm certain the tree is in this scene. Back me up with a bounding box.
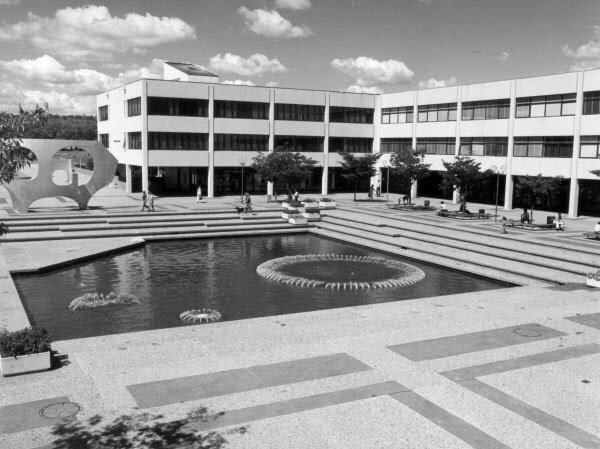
[252,151,317,201]
[515,174,563,220]
[0,105,48,184]
[591,170,600,178]
[389,147,430,197]
[338,152,382,201]
[22,114,96,140]
[440,157,484,208]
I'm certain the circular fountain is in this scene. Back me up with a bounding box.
[179,309,222,324]
[256,254,425,290]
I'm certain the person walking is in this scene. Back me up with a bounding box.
[555,212,565,231]
[369,184,374,201]
[376,181,381,197]
[196,185,203,203]
[148,192,156,212]
[140,191,149,211]
[500,216,508,234]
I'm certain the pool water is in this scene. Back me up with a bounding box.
[14,235,512,340]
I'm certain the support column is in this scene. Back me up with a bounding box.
[141,80,149,193]
[504,175,514,210]
[568,71,584,218]
[504,79,517,210]
[125,164,132,193]
[267,89,275,201]
[208,84,215,198]
[322,93,330,196]
[452,190,460,204]
[410,181,417,200]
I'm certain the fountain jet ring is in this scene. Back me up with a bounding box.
[256,254,425,290]
[180,309,222,324]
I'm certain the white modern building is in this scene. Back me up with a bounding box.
[97,62,600,217]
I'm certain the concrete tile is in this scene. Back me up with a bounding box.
[387,323,566,361]
[566,312,600,330]
[0,396,75,434]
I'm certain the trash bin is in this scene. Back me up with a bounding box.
[424,200,430,207]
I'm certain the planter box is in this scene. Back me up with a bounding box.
[281,202,291,209]
[289,217,308,225]
[302,212,321,221]
[282,209,299,219]
[319,201,336,209]
[587,278,600,288]
[1,351,51,377]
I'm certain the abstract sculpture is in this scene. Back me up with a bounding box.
[4,139,118,213]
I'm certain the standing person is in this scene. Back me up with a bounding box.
[140,191,149,211]
[196,185,203,203]
[555,212,565,231]
[369,185,374,201]
[376,181,381,197]
[244,192,252,214]
[148,192,156,212]
[500,216,508,234]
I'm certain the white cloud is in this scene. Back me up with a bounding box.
[331,56,414,90]
[274,0,312,10]
[0,0,21,4]
[238,7,313,38]
[496,51,509,62]
[562,25,600,70]
[418,77,457,89]
[0,5,196,61]
[0,55,164,114]
[346,85,383,94]
[209,53,287,76]
[222,79,256,86]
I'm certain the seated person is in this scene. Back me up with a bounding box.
[595,221,600,234]
[555,213,565,231]
[520,209,531,224]
[402,195,409,205]
[439,201,448,213]
[459,202,472,214]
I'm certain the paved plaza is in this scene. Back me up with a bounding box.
[1,187,600,448]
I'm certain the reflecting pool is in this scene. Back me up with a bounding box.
[14,235,512,340]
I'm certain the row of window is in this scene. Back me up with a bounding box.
[97,89,600,123]
[149,132,209,151]
[274,103,325,122]
[417,103,457,123]
[120,132,600,159]
[381,107,414,124]
[99,133,109,148]
[513,137,573,158]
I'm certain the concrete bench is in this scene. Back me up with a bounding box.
[438,211,491,220]
[583,232,600,240]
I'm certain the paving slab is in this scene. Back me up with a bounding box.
[0,396,76,434]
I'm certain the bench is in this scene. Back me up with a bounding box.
[583,232,600,240]
[502,219,524,228]
[438,211,491,220]
[522,222,556,231]
[389,204,436,211]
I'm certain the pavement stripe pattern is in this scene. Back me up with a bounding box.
[127,353,371,409]
[387,323,565,361]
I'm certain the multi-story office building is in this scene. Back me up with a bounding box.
[97,62,600,217]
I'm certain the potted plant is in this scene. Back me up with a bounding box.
[586,270,600,288]
[319,197,336,209]
[301,198,316,206]
[302,202,321,221]
[288,213,308,225]
[0,327,51,376]
[282,208,299,219]
[289,200,305,213]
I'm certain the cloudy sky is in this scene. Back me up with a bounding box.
[1,0,600,114]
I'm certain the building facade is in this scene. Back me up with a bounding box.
[97,62,600,217]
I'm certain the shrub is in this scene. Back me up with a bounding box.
[587,270,600,281]
[284,208,299,214]
[289,200,303,208]
[0,327,51,358]
[320,197,333,202]
[303,198,316,203]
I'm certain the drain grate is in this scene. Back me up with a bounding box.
[514,327,542,337]
[39,402,82,419]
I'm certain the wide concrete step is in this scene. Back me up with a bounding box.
[59,218,286,232]
[314,221,572,285]
[311,227,550,287]
[0,207,274,223]
[2,222,308,242]
[321,216,596,275]
[330,208,600,263]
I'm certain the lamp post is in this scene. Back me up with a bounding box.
[492,165,506,222]
[239,157,247,196]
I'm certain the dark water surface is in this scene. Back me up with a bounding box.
[14,235,512,340]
